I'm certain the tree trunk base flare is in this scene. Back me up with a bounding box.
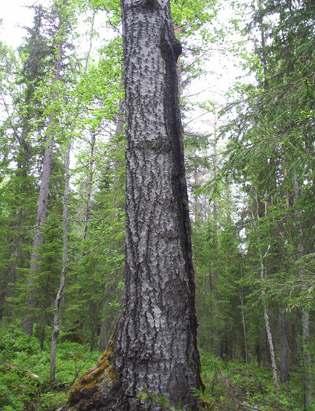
[65,342,122,410]
[62,321,201,410]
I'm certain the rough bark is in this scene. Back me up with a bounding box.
[50,143,71,383]
[64,1,202,409]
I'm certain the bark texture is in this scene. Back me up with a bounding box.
[64,0,202,409]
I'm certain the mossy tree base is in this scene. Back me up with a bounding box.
[64,349,123,410]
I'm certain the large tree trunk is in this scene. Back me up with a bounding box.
[64,1,202,409]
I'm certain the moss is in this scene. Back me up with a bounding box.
[68,348,118,404]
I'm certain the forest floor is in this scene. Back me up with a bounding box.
[0,326,306,411]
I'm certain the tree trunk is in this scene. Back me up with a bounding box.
[22,139,53,335]
[240,288,248,363]
[50,143,71,383]
[22,7,67,335]
[253,195,280,388]
[64,1,202,409]
[260,251,280,388]
[293,177,312,409]
[279,309,289,383]
[83,132,96,241]
[302,310,312,410]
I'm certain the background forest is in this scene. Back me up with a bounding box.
[0,0,314,410]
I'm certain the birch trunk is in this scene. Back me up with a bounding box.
[64,1,202,409]
[253,195,280,388]
[50,143,71,383]
[259,251,280,388]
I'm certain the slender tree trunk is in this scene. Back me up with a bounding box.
[84,9,96,72]
[259,251,280,388]
[82,9,98,241]
[240,288,248,363]
[65,1,202,409]
[83,132,96,241]
[302,310,312,410]
[253,195,280,388]
[23,139,53,335]
[279,309,289,383]
[293,177,312,409]
[22,9,67,334]
[50,143,71,383]
[50,4,96,378]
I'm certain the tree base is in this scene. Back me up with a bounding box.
[61,346,201,410]
[61,348,124,410]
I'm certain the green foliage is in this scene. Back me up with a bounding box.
[0,0,314,408]
[0,326,99,410]
[198,352,305,411]
[171,0,217,35]
[0,329,313,411]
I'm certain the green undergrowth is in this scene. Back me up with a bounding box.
[0,327,311,410]
[199,352,308,410]
[0,326,99,410]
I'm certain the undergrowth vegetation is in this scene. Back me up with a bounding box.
[199,353,306,411]
[0,327,307,410]
[0,327,98,410]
